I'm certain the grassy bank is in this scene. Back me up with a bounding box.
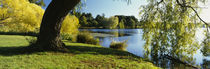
[0,35,159,69]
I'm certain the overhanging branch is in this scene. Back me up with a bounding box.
[157,0,164,5]
[176,0,209,32]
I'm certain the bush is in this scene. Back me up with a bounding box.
[25,36,37,46]
[61,33,76,42]
[77,32,100,45]
[110,40,128,51]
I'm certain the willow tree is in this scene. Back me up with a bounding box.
[140,0,209,67]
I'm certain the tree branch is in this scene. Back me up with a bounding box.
[0,18,9,24]
[157,0,164,5]
[176,0,209,32]
[0,14,10,24]
[163,54,199,69]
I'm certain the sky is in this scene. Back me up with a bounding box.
[43,0,210,22]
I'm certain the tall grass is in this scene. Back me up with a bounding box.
[110,40,128,51]
[77,31,100,45]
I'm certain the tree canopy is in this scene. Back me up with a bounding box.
[0,0,44,32]
[115,15,139,28]
[101,16,119,29]
[140,0,209,66]
[0,0,79,35]
[77,13,140,29]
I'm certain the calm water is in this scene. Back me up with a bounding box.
[80,29,210,68]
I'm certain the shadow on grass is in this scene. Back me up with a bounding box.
[0,32,37,36]
[66,46,137,57]
[0,45,139,59]
[0,46,37,56]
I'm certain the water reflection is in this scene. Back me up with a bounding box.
[202,59,210,69]
[80,29,210,68]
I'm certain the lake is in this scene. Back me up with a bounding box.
[80,29,210,69]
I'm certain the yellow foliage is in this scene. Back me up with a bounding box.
[61,15,79,35]
[0,0,79,35]
[1,0,44,32]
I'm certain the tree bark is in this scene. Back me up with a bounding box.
[35,0,80,51]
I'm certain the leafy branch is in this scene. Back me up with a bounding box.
[156,0,209,32]
[176,0,209,32]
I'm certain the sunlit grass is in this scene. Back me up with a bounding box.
[0,35,159,69]
[0,35,29,47]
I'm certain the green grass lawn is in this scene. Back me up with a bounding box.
[0,35,159,69]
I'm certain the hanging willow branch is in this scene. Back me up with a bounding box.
[155,0,209,32]
[176,0,209,32]
[157,0,164,5]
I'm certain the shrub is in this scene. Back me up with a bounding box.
[77,32,100,45]
[61,33,76,42]
[61,15,79,35]
[25,36,37,46]
[110,40,128,51]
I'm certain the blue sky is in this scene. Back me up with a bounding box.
[43,0,146,19]
[43,0,210,22]
[80,0,147,19]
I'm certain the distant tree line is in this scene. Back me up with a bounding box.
[115,15,142,29]
[75,12,141,29]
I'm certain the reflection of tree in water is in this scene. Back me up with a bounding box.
[140,0,208,68]
[201,34,210,69]
[142,27,200,68]
[201,59,210,69]
[110,29,135,37]
[201,33,210,57]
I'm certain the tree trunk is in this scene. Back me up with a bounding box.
[35,0,80,51]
